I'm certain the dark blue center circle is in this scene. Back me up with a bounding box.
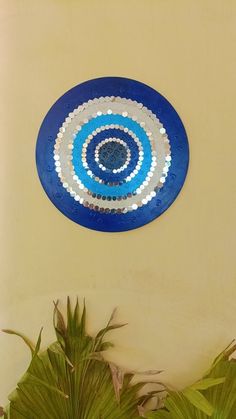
[98,141,128,170]
[86,128,140,183]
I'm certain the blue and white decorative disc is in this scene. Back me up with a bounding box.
[36,77,189,232]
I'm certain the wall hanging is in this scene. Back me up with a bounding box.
[36,77,189,232]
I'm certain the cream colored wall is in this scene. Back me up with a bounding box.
[1,0,236,406]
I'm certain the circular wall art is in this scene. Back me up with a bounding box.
[36,77,189,232]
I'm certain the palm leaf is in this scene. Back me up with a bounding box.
[3,299,151,419]
[146,342,236,419]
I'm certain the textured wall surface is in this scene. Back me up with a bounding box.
[0,0,236,405]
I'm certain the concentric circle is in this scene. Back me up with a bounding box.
[36,77,189,232]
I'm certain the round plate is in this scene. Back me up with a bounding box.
[36,77,189,232]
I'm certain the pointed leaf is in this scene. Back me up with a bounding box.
[190,377,225,391]
[2,329,35,355]
[182,387,214,416]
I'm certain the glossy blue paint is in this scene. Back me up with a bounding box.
[85,128,139,182]
[72,114,152,196]
[36,77,189,232]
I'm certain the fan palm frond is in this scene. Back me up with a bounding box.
[3,298,151,419]
[146,342,236,419]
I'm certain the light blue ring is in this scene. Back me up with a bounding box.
[72,114,152,197]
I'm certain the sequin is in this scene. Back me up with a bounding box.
[53,95,172,213]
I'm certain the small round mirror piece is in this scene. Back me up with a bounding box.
[36,77,189,232]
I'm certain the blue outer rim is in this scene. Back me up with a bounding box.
[36,77,189,232]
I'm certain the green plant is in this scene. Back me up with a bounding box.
[1,299,154,419]
[2,300,236,419]
[145,342,236,419]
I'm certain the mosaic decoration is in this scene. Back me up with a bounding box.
[36,77,189,232]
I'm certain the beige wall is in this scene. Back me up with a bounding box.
[1,0,236,405]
